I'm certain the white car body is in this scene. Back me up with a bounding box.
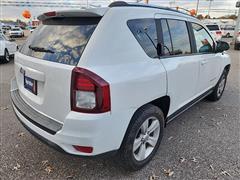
[0,34,17,57]
[11,3,231,160]
[205,24,222,41]
[9,27,24,37]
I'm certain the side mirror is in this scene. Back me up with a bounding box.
[9,38,15,42]
[216,41,230,53]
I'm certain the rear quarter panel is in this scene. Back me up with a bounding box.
[78,8,167,145]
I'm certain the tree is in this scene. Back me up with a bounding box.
[205,15,211,19]
[196,14,204,20]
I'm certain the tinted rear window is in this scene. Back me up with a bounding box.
[12,28,20,31]
[127,19,158,58]
[20,17,100,66]
[206,25,219,31]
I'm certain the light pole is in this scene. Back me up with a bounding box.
[207,0,213,18]
[196,0,200,15]
[234,1,240,38]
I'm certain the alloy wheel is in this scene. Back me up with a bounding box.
[133,116,160,161]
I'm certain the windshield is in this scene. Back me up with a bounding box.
[206,25,220,31]
[12,28,20,31]
[20,17,100,66]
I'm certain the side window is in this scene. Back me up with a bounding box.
[128,19,158,58]
[167,20,191,55]
[160,20,173,56]
[192,23,214,53]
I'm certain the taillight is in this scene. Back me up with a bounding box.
[73,145,93,153]
[44,11,56,17]
[71,67,111,113]
[216,31,222,35]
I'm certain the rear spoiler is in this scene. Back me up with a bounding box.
[38,8,108,21]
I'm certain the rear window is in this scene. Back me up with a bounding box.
[12,28,20,31]
[20,17,100,66]
[206,25,219,31]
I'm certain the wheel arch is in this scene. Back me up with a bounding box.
[119,96,170,150]
[130,96,170,129]
[225,64,231,74]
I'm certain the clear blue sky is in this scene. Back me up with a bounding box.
[0,0,238,20]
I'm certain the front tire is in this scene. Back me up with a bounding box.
[3,49,10,63]
[207,69,228,101]
[118,104,164,171]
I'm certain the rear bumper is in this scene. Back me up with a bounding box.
[11,89,63,135]
[10,78,129,156]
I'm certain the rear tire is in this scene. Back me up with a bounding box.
[207,69,228,101]
[235,43,240,50]
[117,104,164,171]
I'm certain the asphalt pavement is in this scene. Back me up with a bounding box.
[0,37,239,179]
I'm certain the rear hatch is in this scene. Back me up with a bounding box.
[15,14,101,123]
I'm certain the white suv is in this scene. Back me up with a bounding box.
[205,24,222,41]
[11,2,231,170]
[9,27,24,38]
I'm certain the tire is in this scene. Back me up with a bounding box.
[117,104,164,171]
[234,43,240,50]
[207,69,228,101]
[226,33,230,38]
[3,49,10,63]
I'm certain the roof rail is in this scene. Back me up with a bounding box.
[108,1,196,19]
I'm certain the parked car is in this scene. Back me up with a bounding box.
[221,25,235,38]
[9,27,24,38]
[0,34,17,63]
[29,26,37,33]
[0,28,6,34]
[234,29,240,50]
[10,2,231,171]
[205,24,222,41]
[2,25,11,31]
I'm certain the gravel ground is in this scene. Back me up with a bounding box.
[0,43,239,179]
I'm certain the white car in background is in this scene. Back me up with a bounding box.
[0,28,6,34]
[0,34,17,63]
[205,24,222,41]
[9,27,24,38]
[221,25,235,38]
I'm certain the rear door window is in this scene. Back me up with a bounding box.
[20,17,100,66]
[160,20,173,56]
[167,19,191,55]
[127,19,158,58]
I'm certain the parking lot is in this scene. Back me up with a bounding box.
[0,35,239,179]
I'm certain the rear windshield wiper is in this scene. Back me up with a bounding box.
[29,45,55,54]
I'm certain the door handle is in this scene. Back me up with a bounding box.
[201,60,208,65]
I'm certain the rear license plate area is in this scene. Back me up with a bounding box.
[24,75,37,95]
